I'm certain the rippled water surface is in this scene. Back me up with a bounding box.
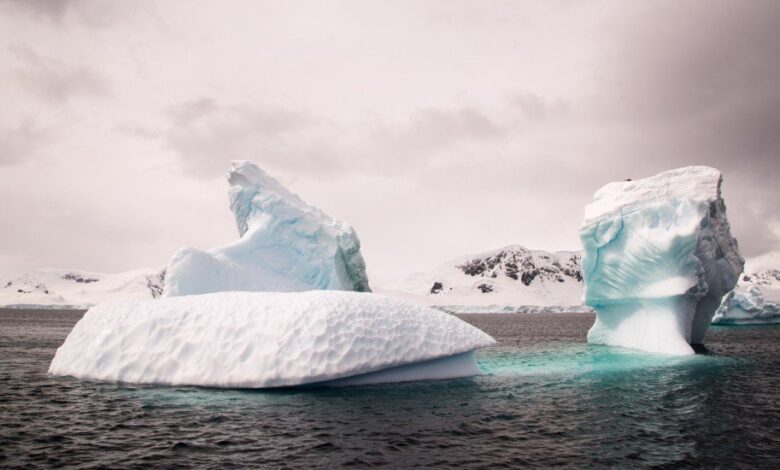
[2,309,780,468]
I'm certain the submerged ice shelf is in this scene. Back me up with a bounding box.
[580,166,743,355]
[48,291,495,388]
[164,160,370,296]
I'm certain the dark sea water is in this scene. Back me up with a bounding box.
[1,309,779,468]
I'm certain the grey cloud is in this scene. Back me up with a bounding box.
[8,44,110,102]
[0,0,138,28]
[359,107,505,167]
[730,210,780,258]
[3,0,779,278]
[356,95,577,176]
[581,0,780,255]
[404,107,505,142]
[594,0,780,177]
[0,0,75,21]
[161,98,321,177]
[160,99,511,180]
[159,95,564,183]
[114,123,161,141]
[0,120,52,165]
[509,93,569,120]
[158,88,593,201]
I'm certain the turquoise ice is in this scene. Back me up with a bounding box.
[579,166,743,355]
[163,161,370,296]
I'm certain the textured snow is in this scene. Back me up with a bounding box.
[381,245,585,309]
[49,291,495,388]
[0,268,164,307]
[163,161,370,297]
[580,166,743,355]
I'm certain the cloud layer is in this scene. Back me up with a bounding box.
[0,0,778,283]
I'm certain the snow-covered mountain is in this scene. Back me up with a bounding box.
[739,251,780,297]
[0,268,165,308]
[725,251,780,305]
[381,245,585,310]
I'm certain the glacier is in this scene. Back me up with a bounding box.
[580,166,743,355]
[48,291,495,388]
[163,161,370,296]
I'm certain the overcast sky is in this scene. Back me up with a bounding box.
[1,0,779,284]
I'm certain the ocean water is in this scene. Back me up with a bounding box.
[1,309,779,468]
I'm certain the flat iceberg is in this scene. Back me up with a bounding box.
[580,166,743,355]
[712,286,780,325]
[48,291,495,387]
[163,161,370,296]
[712,251,780,325]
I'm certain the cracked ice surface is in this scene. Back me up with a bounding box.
[580,166,743,355]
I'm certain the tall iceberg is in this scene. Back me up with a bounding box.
[164,161,370,296]
[579,166,743,355]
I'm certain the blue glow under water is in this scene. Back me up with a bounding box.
[1,310,779,468]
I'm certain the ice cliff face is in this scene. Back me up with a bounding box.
[580,166,743,355]
[163,161,370,296]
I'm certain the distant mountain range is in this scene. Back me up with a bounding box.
[380,245,586,310]
[4,248,777,312]
[0,268,165,308]
[736,251,780,302]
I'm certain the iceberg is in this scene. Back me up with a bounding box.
[712,251,780,325]
[580,166,743,355]
[712,286,780,325]
[163,161,370,296]
[48,291,495,387]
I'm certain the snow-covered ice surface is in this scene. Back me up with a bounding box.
[433,305,594,315]
[49,291,495,388]
[713,251,780,325]
[580,166,743,355]
[0,268,164,308]
[381,245,585,311]
[163,161,370,297]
